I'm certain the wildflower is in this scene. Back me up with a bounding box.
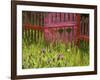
[57,53,64,60]
[64,61,67,66]
[67,49,70,52]
[41,48,46,54]
[48,49,52,53]
[46,59,51,64]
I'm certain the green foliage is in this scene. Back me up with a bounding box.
[58,29,64,34]
[66,27,72,34]
[22,38,89,69]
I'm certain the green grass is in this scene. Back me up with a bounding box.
[22,37,89,69]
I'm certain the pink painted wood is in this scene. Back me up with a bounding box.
[23,12,89,44]
[44,12,77,43]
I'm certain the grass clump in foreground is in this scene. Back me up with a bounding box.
[22,39,89,69]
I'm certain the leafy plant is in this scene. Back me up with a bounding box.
[66,27,72,34]
[58,29,64,34]
[22,37,89,69]
[66,27,72,42]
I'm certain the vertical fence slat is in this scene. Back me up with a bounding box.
[76,14,81,45]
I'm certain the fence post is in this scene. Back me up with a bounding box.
[76,14,80,45]
[34,12,36,42]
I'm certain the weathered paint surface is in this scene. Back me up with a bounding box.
[44,13,78,43]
